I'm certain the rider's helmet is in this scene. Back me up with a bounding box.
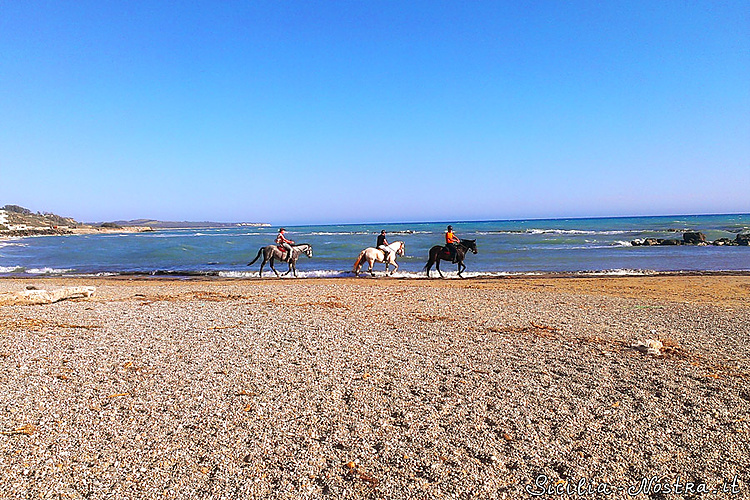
[447,225,453,231]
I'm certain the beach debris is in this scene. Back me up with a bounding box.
[343,460,379,487]
[106,393,129,399]
[531,322,558,333]
[1,424,37,436]
[0,286,95,306]
[631,337,664,356]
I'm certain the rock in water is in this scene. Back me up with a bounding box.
[712,238,734,246]
[683,231,706,244]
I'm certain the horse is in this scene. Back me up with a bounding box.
[423,239,477,278]
[247,243,313,278]
[352,241,405,276]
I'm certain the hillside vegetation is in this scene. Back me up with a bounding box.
[1,205,79,229]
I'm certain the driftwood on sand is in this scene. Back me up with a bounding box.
[0,286,95,306]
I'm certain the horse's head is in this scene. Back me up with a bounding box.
[462,239,478,254]
[396,241,405,255]
[303,244,313,258]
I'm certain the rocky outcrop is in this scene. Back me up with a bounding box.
[659,238,683,245]
[683,231,707,245]
[632,231,749,247]
[713,238,734,246]
[1,228,73,237]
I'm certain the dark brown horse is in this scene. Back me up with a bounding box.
[423,239,477,278]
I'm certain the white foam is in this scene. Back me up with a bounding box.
[309,231,372,236]
[25,267,74,275]
[294,270,351,278]
[0,266,24,273]
[0,240,28,248]
[306,230,430,236]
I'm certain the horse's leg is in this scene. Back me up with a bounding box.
[457,260,464,278]
[259,258,266,278]
[369,257,375,277]
[391,260,398,275]
[436,258,444,278]
[270,258,280,277]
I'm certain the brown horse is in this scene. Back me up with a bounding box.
[423,239,477,278]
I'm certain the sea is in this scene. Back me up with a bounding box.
[1,214,748,279]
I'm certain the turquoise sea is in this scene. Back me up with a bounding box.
[1,214,748,278]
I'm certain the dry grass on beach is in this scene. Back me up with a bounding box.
[0,275,748,499]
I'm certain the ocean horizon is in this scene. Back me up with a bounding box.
[1,213,748,278]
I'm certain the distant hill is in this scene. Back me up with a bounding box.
[0,204,79,230]
[0,205,270,233]
[105,219,271,229]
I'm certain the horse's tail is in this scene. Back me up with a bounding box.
[247,248,263,266]
[422,249,434,272]
[353,250,366,272]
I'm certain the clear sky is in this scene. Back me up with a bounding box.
[1,1,748,224]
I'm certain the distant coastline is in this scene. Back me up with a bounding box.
[0,226,154,240]
[98,219,272,230]
[0,204,270,240]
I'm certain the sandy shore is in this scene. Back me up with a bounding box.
[1,275,748,498]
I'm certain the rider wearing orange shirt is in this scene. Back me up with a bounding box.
[445,225,460,263]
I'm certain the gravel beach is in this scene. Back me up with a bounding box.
[1,275,748,499]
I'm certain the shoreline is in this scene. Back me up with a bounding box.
[2,268,750,279]
[2,273,749,307]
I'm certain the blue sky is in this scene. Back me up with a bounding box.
[1,1,748,224]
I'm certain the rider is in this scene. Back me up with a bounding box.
[377,230,393,262]
[445,225,460,263]
[276,228,294,262]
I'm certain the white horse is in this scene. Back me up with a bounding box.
[353,241,405,276]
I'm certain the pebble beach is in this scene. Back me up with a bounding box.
[1,275,748,499]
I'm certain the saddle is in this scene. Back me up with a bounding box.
[277,246,288,257]
[443,245,461,262]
